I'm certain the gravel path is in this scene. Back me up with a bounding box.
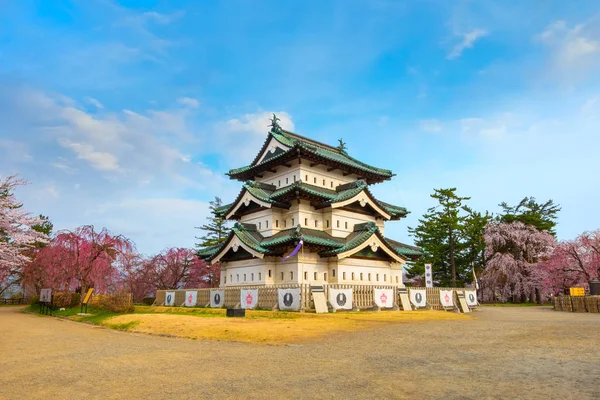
[1,306,599,399]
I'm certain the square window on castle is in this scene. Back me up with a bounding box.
[292,218,295,225]
[396,276,399,283]
[345,221,348,229]
[351,272,355,280]
[322,179,325,186]
[266,220,268,228]
[376,274,379,281]
[276,220,279,228]
[305,175,308,181]
[290,271,294,280]
[330,181,334,188]
[281,272,284,280]
[384,274,387,282]
[237,274,239,282]
[278,180,281,187]
[304,218,308,226]
[368,273,371,281]
[314,220,318,228]
[332,269,336,277]
[304,271,308,280]
[269,270,272,278]
[224,276,227,284]
[293,175,296,182]
[314,272,317,280]
[360,273,363,280]
[244,274,247,282]
[286,177,289,184]
[324,272,327,280]
[313,177,317,184]
[251,273,254,281]
[343,272,346,280]
[259,222,262,229]
[337,220,340,228]
[326,220,330,228]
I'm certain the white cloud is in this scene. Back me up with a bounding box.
[419,119,443,133]
[216,111,295,164]
[85,97,104,109]
[58,139,120,171]
[447,29,487,60]
[177,97,200,109]
[536,18,600,80]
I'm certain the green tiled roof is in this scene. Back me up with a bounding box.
[228,129,394,182]
[262,226,344,248]
[197,221,421,262]
[385,238,423,259]
[217,179,408,220]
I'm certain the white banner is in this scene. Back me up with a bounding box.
[465,290,478,306]
[425,264,433,288]
[165,291,175,306]
[374,288,394,308]
[210,290,224,308]
[440,290,454,307]
[278,288,301,311]
[39,288,52,303]
[409,289,427,308]
[241,289,258,309]
[329,288,353,310]
[184,291,197,307]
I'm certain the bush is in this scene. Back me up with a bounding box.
[91,292,134,313]
[142,297,156,306]
[30,295,40,306]
[53,292,81,308]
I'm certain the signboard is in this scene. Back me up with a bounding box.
[40,288,52,303]
[456,291,471,313]
[425,264,433,288]
[165,291,175,306]
[465,290,478,306]
[184,291,197,307]
[570,287,585,297]
[329,288,353,310]
[210,290,224,308]
[374,288,394,308]
[278,288,301,311]
[439,289,454,307]
[409,289,427,308]
[241,289,258,309]
[82,288,94,305]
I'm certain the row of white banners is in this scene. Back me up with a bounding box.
[409,289,478,308]
[164,288,302,311]
[163,288,478,310]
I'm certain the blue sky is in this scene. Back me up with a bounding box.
[1,1,599,255]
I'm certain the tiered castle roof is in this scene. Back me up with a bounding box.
[198,116,421,264]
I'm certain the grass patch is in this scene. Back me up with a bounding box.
[105,306,470,344]
[107,320,139,331]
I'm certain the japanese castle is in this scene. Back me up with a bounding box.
[198,115,421,286]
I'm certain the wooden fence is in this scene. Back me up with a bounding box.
[154,285,475,312]
[0,298,29,305]
[553,296,600,313]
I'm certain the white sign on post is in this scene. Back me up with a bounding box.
[374,289,394,308]
[278,288,301,311]
[465,290,478,306]
[329,288,353,310]
[425,264,433,288]
[410,289,427,308]
[184,291,197,307]
[440,290,454,307]
[210,290,224,308]
[241,289,258,309]
[165,291,175,306]
[40,288,52,303]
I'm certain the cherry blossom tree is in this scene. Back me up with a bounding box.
[0,175,48,295]
[481,221,555,303]
[23,225,133,294]
[145,248,215,290]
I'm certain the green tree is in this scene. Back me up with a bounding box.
[460,207,492,279]
[196,197,229,249]
[498,197,560,235]
[31,215,53,244]
[408,188,471,287]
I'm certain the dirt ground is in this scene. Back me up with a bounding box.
[1,306,599,400]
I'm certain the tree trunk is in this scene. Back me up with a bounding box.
[449,229,456,288]
[535,287,542,305]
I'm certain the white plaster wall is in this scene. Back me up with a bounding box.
[336,258,404,285]
[329,209,379,237]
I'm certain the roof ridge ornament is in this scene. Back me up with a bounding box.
[337,138,347,153]
[269,113,282,133]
